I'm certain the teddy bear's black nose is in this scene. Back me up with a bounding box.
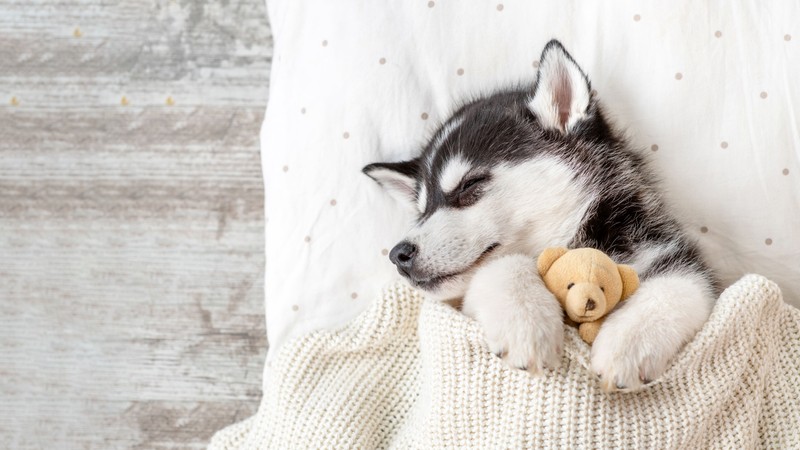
[585,299,596,311]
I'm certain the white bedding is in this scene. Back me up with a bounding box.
[262,0,800,357]
[211,275,800,449]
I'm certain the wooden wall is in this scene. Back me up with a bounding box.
[0,1,271,448]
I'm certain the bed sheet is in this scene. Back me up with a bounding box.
[262,0,800,357]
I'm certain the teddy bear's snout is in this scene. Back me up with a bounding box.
[565,283,607,322]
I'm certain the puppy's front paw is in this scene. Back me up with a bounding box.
[482,307,563,374]
[590,275,714,392]
[590,318,674,392]
[464,254,564,374]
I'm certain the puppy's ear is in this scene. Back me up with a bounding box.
[537,247,569,277]
[362,159,420,209]
[528,40,592,134]
[617,264,640,301]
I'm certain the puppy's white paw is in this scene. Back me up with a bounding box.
[464,254,564,374]
[590,315,676,392]
[590,273,714,392]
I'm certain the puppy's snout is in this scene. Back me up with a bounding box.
[585,299,596,311]
[389,241,417,274]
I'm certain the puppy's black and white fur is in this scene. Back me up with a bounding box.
[363,40,716,392]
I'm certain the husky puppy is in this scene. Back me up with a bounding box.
[363,40,716,392]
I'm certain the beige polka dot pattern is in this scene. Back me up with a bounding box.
[766,238,773,246]
[256,6,800,384]
[291,304,299,311]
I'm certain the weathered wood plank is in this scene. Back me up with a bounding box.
[0,0,271,448]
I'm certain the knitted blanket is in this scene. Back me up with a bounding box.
[209,275,800,449]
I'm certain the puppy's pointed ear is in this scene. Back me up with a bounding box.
[617,264,640,301]
[537,247,569,277]
[362,159,420,209]
[528,40,592,134]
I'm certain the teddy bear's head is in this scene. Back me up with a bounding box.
[537,247,639,323]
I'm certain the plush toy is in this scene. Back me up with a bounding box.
[537,247,639,344]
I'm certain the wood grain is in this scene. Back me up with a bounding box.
[0,1,271,448]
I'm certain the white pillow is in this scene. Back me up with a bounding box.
[263,0,800,356]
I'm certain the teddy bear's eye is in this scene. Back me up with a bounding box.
[567,282,575,289]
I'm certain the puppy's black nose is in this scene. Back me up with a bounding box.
[585,299,596,311]
[389,241,417,273]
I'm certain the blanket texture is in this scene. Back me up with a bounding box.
[210,275,800,449]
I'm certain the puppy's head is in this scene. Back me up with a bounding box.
[364,40,611,299]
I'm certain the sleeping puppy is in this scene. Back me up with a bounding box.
[363,40,717,392]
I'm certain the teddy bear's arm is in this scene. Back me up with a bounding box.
[579,318,605,345]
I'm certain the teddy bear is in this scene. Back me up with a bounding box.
[537,247,639,344]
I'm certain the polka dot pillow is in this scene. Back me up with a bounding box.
[262,0,800,355]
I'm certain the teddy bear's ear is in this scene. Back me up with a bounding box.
[537,247,569,276]
[617,264,640,300]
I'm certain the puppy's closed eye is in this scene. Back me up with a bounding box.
[454,175,490,207]
[461,175,488,192]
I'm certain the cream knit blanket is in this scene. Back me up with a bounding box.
[209,275,800,449]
